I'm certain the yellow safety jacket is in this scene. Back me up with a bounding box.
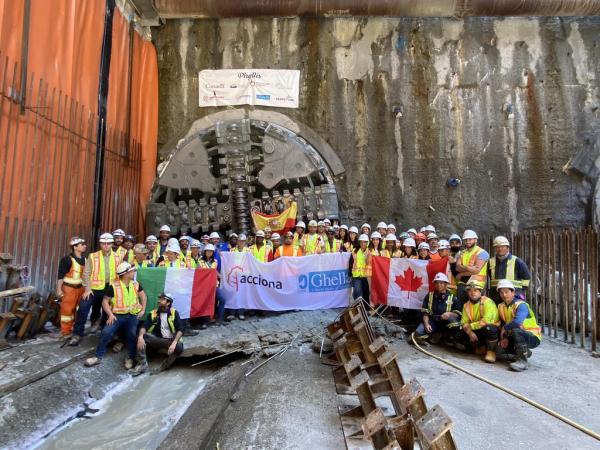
[250,244,271,263]
[489,256,530,289]
[303,234,322,255]
[498,300,541,340]
[184,253,201,269]
[63,257,84,286]
[326,238,343,253]
[110,280,142,315]
[89,251,119,290]
[458,246,488,288]
[352,249,368,278]
[461,296,500,330]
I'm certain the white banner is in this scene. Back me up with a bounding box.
[219,252,352,311]
[199,69,300,108]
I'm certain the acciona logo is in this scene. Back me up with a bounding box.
[226,265,283,291]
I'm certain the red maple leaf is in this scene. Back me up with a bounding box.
[395,267,423,292]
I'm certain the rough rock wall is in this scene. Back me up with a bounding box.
[153,16,600,233]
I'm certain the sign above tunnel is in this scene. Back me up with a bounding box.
[199,69,300,108]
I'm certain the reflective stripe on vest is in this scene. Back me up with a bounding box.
[352,249,368,278]
[326,239,342,253]
[134,260,151,269]
[489,256,530,289]
[425,292,455,314]
[251,245,270,262]
[184,254,201,269]
[276,245,300,258]
[303,234,321,255]
[63,257,83,286]
[499,300,541,340]
[111,280,142,314]
[159,259,186,268]
[464,297,500,327]
[380,249,402,258]
[148,308,176,335]
[90,251,118,290]
[458,246,487,286]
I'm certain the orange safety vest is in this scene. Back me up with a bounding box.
[63,256,84,286]
[111,280,142,314]
[458,246,487,287]
[275,245,302,258]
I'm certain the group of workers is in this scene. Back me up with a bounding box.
[55,220,539,374]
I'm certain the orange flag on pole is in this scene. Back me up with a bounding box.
[251,201,298,233]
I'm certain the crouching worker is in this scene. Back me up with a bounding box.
[130,293,184,376]
[85,262,146,369]
[497,280,541,371]
[413,273,461,345]
[457,282,500,363]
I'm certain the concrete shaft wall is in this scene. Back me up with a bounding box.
[153,17,600,233]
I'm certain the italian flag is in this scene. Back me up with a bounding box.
[136,268,217,319]
[371,257,449,309]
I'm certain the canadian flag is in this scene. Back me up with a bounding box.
[371,257,449,309]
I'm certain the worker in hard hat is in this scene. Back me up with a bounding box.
[274,231,303,258]
[271,233,282,254]
[380,234,401,258]
[56,237,88,338]
[427,234,441,261]
[208,231,225,269]
[457,282,500,363]
[352,234,371,302]
[497,280,541,371]
[264,227,274,248]
[232,234,250,253]
[345,226,359,251]
[112,229,128,261]
[303,220,324,255]
[178,235,191,260]
[132,244,153,270]
[376,222,387,238]
[488,236,531,304]
[406,228,417,239]
[316,221,326,238]
[438,240,457,294]
[338,224,348,243]
[158,225,171,255]
[415,232,427,247]
[184,240,202,268]
[123,235,135,263]
[199,244,226,327]
[293,221,306,248]
[250,230,274,262]
[201,234,210,246]
[386,224,396,238]
[360,223,371,235]
[225,233,238,252]
[424,225,436,237]
[418,242,431,260]
[130,292,184,376]
[325,227,343,253]
[145,235,160,265]
[70,233,120,346]
[414,273,461,344]
[158,240,187,268]
[85,262,147,369]
[448,234,462,258]
[455,229,489,306]
[398,232,409,247]
[402,238,418,259]
[369,231,383,256]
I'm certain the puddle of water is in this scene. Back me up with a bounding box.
[34,368,206,450]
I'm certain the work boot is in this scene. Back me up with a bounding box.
[183,327,199,337]
[85,356,101,367]
[124,358,134,370]
[484,350,497,363]
[68,335,81,346]
[129,361,148,376]
[112,342,125,353]
[151,354,177,375]
[226,314,235,321]
[509,345,529,372]
[238,314,246,321]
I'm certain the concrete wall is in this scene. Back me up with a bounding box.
[152,16,600,233]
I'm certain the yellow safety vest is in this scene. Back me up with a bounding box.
[110,280,142,314]
[489,256,530,289]
[352,249,368,278]
[462,296,500,329]
[250,245,270,263]
[303,234,321,255]
[379,248,402,258]
[231,247,250,253]
[293,232,303,247]
[89,251,119,290]
[159,259,187,268]
[458,246,488,287]
[133,260,152,269]
[151,246,161,264]
[326,239,343,253]
[63,257,84,286]
[498,300,541,340]
[184,253,201,269]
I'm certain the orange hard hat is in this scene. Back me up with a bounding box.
[416,232,427,240]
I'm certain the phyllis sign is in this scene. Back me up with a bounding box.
[198,69,300,108]
[219,252,351,311]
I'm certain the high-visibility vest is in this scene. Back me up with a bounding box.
[352,249,368,278]
[303,234,322,255]
[293,232,303,247]
[151,247,161,264]
[63,256,84,286]
[423,293,460,327]
[250,245,270,263]
[429,251,442,261]
[89,251,119,290]
[133,259,152,269]
[184,253,201,269]
[498,300,541,340]
[200,259,219,286]
[380,248,402,258]
[159,259,187,268]
[463,296,500,327]
[116,246,127,261]
[458,246,488,287]
[231,247,250,253]
[147,308,177,337]
[111,280,142,314]
[446,265,457,295]
[326,239,343,253]
[275,245,301,258]
[489,256,530,289]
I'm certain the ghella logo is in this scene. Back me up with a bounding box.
[298,269,351,293]
[226,265,283,292]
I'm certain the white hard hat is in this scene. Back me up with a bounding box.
[387,224,396,230]
[449,234,462,243]
[145,235,158,243]
[112,228,126,237]
[403,238,416,247]
[361,223,371,230]
[418,243,430,251]
[116,262,136,276]
[438,240,450,249]
[427,233,439,240]
[99,233,114,243]
[497,279,515,291]
[466,281,483,291]
[133,243,148,254]
[462,229,478,240]
[168,237,179,246]
[166,242,180,254]
[203,244,216,252]
[69,237,86,246]
[377,222,387,229]
[333,224,340,230]
[271,233,281,240]
[341,224,349,231]
[230,233,238,238]
[179,235,191,242]
[317,221,324,226]
[419,227,427,233]
[308,220,318,227]
[264,226,272,232]
[296,221,306,228]
[385,234,397,241]
[433,272,449,283]
[191,239,202,248]
[323,218,331,224]
[493,236,510,247]
[371,231,382,240]
[238,233,247,241]
[209,232,220,239]
[255,230,265,237]
[159,225,171,232]
[358,234,369,242]
[349,226,359,234]
[407,228,417,235]
[425,225,436,232]
[201,235,209,240]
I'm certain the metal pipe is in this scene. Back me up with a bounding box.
[153,0,600,18]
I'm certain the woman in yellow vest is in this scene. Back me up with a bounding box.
[380,234,402,258]
[185,239,203,268]
[497,279,541,371]
[158,241,187,268]
[85,262,147,370]
[56,237,87,337]
[352,234,370,302]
